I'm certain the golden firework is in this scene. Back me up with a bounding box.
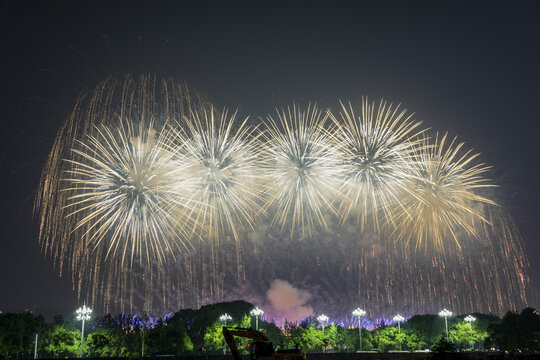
[329,98,424,231]
[34,76,529,315]
[391,133,496,251]
[169,106,264,242]
[63,120,194,267]
[34,75,212,311]
[261,104,341,236]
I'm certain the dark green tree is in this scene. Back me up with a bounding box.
[448,321,487,350]
[0,312,51,358]
[144,317,193,356]
[203,314,251,354]
[96,314,144,357]
[488,308,540,352]
[44,325,80,357]
[402,314,446,346]
[85,330,110,357]
[282,321,305,350]
[372,326,398,352]
[431,337,457,353]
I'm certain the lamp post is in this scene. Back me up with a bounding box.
[33,333,38,359]
[141,303,147,357]
[317,314,329,353]
[393,314,405,350]
[76,305,92,358]
[352,308,366,351]
[439,309,452,341]
[250,307,264,331]
[464,315,476,350]
[220,313,232,355]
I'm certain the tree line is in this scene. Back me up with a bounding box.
[1,301,539,358]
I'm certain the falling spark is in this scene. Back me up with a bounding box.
[35,76,529,316]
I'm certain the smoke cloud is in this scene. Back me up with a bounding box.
[266,279,313,325]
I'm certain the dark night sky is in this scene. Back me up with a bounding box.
[1,0,539,315]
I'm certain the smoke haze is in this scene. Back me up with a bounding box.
[266,279,314,325]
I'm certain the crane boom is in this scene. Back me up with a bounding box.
[222,327,269,360]
[222,326,305,360]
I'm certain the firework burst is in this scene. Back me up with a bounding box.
[34,75,216,311]
[261,104,341,236]
[35,74,530,315]
[329,99,424,232]
[391,133,496,251]
[63,120,194,268]
[170,106,264,242]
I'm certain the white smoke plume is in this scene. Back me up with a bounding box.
[266,279,313,325]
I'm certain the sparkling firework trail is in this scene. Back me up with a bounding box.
[63,120,193,268]
[329,99,424,232]
[391,133,496,251]
[34,74,530,316]
[261,104,341,236]
[34,75,215,311]
[171,107,264,243]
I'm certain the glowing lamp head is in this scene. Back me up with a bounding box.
[317,314,329,324]
[393,314,405,323]
[352,308,366,317]
[250,307,264,317]
[439,309,453,318]
[76,305,92,321]
[464,315,476,322]
[219,313,232,322]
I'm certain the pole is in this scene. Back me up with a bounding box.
[322,325,325,353]
[142,303,146,358]
[358,316,362,351]
[141,326,145,358]
[469,322,473,350]
[398,321,401,350]
[79,318,85,357]
[34,333,38,359]
[444,317,448,341]
[222,317,227,355]
[256,316,259,331]
[223,324,226,357]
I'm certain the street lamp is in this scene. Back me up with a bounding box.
[393,314,405,350]
[317,314,329,353]
[439,309,452,341]
[141,303,147,358]
[464,315,476,350]
[219,313,233,355]
[76,305,92,358]
[352,308,366,351]
[250,307,264,331]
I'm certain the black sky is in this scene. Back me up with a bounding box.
[1,0,539,314]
